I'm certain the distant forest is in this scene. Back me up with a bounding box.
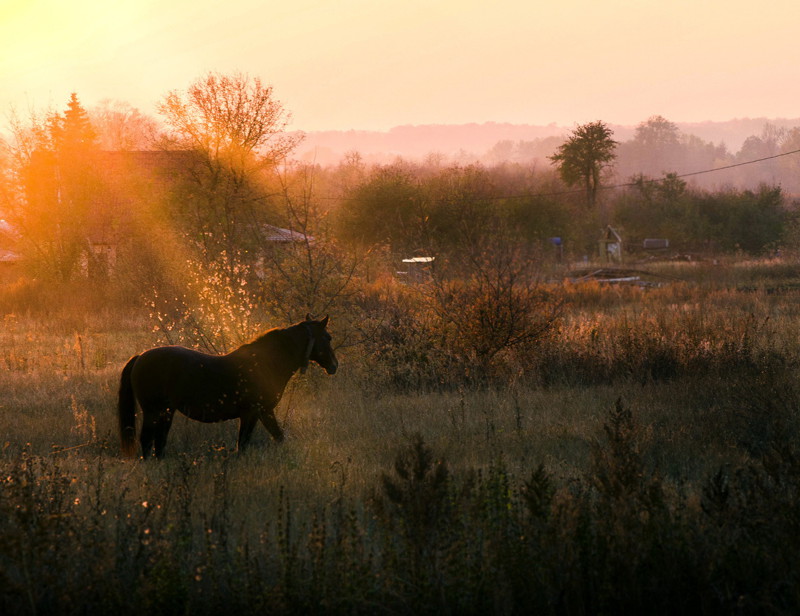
[3,81,799,288]
[300,117,800,194]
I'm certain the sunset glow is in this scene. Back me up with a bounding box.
[1,0,798,131]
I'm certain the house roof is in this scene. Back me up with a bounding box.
[0,220,20,260]
[601,226,623,242]
[0,249,20,263]
[0,219,18,237]
[263,224,313,243]
[402,256,435,263]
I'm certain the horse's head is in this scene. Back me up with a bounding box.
[302,314,338,375]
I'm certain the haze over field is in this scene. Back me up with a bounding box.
[1,0,798,133]
[296,118,800,165]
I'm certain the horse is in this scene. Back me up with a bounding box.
[117,315,338,458]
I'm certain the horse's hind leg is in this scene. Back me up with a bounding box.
[140,406,173,459]
[140,418,157,458]
[258,410,285,443]
[152,411,175,459]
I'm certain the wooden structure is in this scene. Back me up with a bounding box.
[599,226,623,263]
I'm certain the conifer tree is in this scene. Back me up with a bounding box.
[14,93,101,281]
[55,93,97,153]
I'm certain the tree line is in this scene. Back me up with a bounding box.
[1,72,798,294]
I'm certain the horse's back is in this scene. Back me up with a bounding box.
[130,346,238,416]
[132,345,217,379]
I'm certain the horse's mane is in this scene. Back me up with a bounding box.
[248,326,283,345]
[239,323,299,356]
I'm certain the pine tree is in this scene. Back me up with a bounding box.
[18,93,101,281]
[53,93,97,153]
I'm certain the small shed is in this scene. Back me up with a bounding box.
[80,239,117,279]
[599,226,623,263]
[397,256,435,283]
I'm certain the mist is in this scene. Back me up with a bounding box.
[299,117,800,194]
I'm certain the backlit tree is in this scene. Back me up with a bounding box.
[549,121,617,210]
[158,72,301,265]
[11,93,101,281]
[90,99,159,151]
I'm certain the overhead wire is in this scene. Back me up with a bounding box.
[310,146,800,202]
[498,146,800,201]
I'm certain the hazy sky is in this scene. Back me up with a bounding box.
[1,0,798,132]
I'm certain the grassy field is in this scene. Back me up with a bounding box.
[2,258,800,614]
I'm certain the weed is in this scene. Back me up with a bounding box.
[1,258,799,613]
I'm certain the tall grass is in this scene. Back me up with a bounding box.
[1,259,799,613]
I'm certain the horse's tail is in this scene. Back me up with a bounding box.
[118,355,139,458]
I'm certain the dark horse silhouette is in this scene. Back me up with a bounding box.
[117,315,338,458]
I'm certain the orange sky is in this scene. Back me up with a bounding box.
[1,0,798,132]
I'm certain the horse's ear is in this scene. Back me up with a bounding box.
[321,315,329,328]
[305,313,312,322]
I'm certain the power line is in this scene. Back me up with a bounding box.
[617,147,800,186]
[504,147,800,200]
[314,146,800,202]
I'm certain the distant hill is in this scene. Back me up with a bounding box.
[298,118,800,166]
[297,122,569,165]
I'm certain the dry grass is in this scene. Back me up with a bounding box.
[2,258,800,613]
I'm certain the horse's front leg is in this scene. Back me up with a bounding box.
[258,408,285,443]
[236,414,258,452]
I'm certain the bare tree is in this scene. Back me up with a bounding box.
[262,162,361,321]
[428,222,562,381]
[157,72,302,264]
[89,100,160,151]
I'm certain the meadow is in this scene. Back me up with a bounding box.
[2,257,800,614]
